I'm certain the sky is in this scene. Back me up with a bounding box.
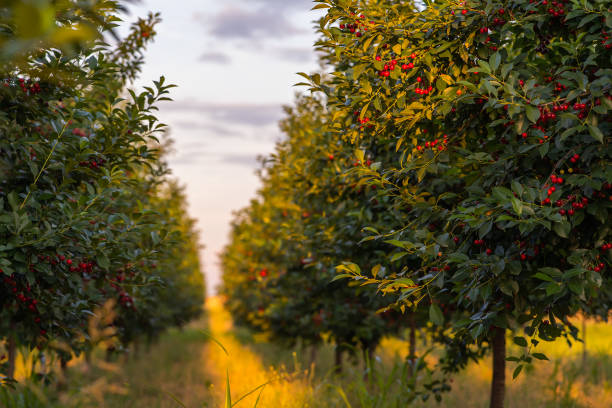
[121,0,324,295]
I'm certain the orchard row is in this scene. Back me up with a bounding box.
[222,0,611,406]
[0,2,204,383]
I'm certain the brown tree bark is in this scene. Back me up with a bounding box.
[408,313,416,377]
[362,343,376,382]
[57,356,69,391]
[582,316,587,364]
[490,327,506,408]
[7,337,16,380]
[334,347,343,375]
[310,344,318,367]
[105,346,114,362]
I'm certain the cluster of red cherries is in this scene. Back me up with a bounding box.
[79,157,106,170]
[2,272,46,336]
[3,77,42,95]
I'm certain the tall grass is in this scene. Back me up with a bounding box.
[2,300,611,407]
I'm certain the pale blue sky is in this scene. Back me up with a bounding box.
[122,0,323,294]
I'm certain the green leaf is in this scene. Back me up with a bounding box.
[533,272,554,282]
[501,63,513,79]
[588,124,604,143]
[545,283,563,296]
[371,264,382,278]
[511,181,524,196]
[353,63,368,80]
[331,274,353,282]
[525,105,540,123]
[97,252,110,270]
[489,52,501,72]
[359,102,370,120]
[553,221,570,238]
[513,336,528,347]
[532,353,549,361]
[513,365,523,379]
[511,197,523,217]
[429,304,444,326]
[578,13,599,28]
[355,149,365,163]
[225,369,232,408]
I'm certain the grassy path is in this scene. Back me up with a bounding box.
[62,298,611,408]
[98,297,316,408]
[201,297,315,407]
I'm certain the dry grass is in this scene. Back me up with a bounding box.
[5,299,612,408]
[201,297,317,407]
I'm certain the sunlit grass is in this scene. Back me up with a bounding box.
[6,300,611,408]
[203,297,316,407]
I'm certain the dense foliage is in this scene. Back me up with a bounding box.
[222,96,410,360]
[224,0,611,405]
[0,0,205,384]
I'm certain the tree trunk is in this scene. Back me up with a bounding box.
[362,343,375,382]
[56,356,69,391]
[309,344,318,366]
[105,347,114,362]
[133,340,141,360]
[39,352,46,374]
[582,316,587,364]
[408,313,416,376]
[334,348,343,375]
[7,337,16,380]
[489,327,506,408]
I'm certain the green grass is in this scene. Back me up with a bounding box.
[3,302,612,408]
